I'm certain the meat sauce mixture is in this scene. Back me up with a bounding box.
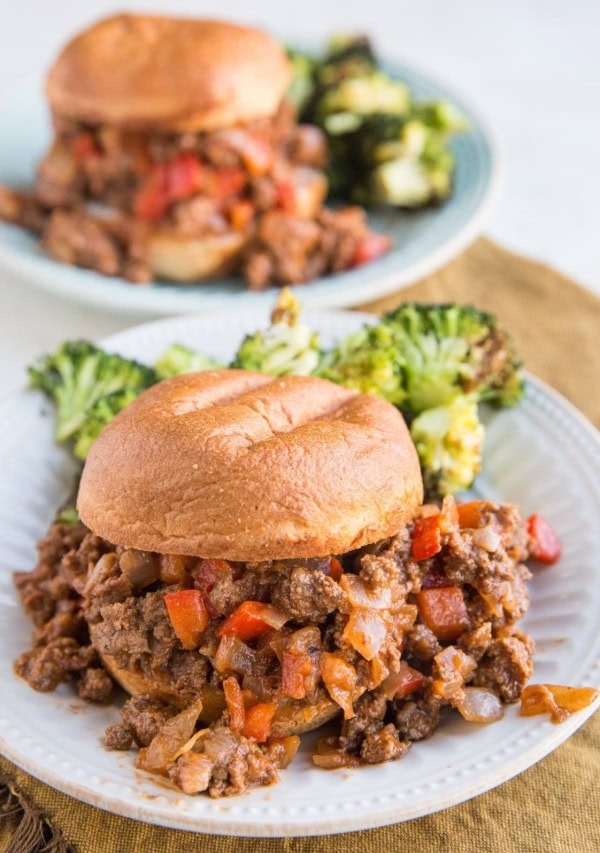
[14,497,551,798]
[0,101,389,288]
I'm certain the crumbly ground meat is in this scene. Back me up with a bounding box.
[270,565,345,622]
[406,623,442,661]
[242,206,381,290]
[14,637,95,692]
[360,725,410,764]
[118,695,179,747]
[394,697,442,741]
[78,667,114,703]
[167,722,279,797]
[14,497,539,797]
[339,692,388,753]
[104,723,134,751]
[472,632,535,702]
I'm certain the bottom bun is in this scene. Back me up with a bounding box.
[147,229,247,281]
[98,648,340,736]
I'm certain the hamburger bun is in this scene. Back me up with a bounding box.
[146,228,247,282]
[77,370,423,561]
[46,14,292,132]
[93,644,339,735]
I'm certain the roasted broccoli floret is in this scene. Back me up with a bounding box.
[287,48,318,113]
[318,304,523,414]
[410,395,485,496]
[56,506,81,525]
[155,344,223,379]
[231,289,320,376]
[385,303,524,410]
[289,32,466,207]
[29,340,157,445]
[317,323,406,405]
[72,389,140,460]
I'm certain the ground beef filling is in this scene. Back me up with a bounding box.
[0,100,389,287]
[13,498,536,797]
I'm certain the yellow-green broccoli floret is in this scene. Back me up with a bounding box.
[410,395,485,496]
[231,289,321,377]
[155,344,223,379]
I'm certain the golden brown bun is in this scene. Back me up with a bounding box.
[98,646,339,734]
[46,14,292,132]
[77,370,423,561]
[147,229,247,282]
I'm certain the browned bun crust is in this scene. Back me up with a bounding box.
[46,14,292,131]
[96,647,339,735]
[146,229,247,282]
[78,370,423,561]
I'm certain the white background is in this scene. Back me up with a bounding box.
[0,0,598,397]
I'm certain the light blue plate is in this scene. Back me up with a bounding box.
[0,63,498,316]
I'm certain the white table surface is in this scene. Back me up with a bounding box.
[0,0,598,399]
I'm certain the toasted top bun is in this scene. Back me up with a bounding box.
[77,370,423,561]
[46,14,292,132]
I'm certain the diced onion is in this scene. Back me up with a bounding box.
[254,603,289,630]
[136,700,203,773]
[342,609,387,661]
[472,526,501,553]
[455,687,504,723]
[320,652,357,719]
[340,574,392,610]
[214,635,257,675]
[381,661,425,700]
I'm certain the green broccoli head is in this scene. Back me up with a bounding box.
[29,340,157,444]
[410,394,485,497]
[381,303,524,412]
[316,303,523,415]
[231,322,320,376]
[72,389,140,460]
[56,506,81,525]
[286,48,318,114]
[316,324,406,405]
[231,288,320,377]
[155,344,223,379]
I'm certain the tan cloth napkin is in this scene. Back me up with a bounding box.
[1,237,599,852]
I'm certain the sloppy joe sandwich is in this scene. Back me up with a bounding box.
[15,370,539,797]
[0,14,390,288]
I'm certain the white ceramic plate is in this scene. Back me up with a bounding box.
[0,309,598,837]
[0,61,498,316]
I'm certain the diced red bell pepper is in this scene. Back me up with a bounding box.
[276,179,297,213]
[351,233,391,267]
[203,167,246,199]
[222,676,246,731]
[527,514,562,564]
[164,589,209,650]
[238,133,273,176]
[281,651,315,700]
[216,601,279,642]
[416,587,469,642]
[457,501,485,530]
[327,557,343,582]
[229,199,255,231]
[134,152,203,221]
[241,702,277,742]
[164,151,203,201]
[412,514,442,561]
[71,131,100,161]
[392,662,426,699]
[134,163,169,221]
[192,558,231,596]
